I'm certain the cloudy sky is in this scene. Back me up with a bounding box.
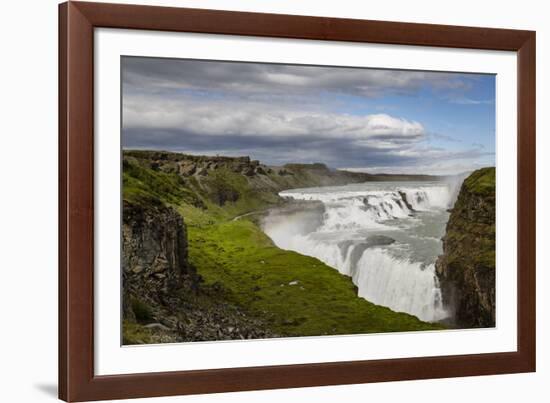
[122,56,495,175]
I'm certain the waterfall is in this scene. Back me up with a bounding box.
[263,182,453,322]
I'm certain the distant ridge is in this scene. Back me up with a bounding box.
[123,150,442,184]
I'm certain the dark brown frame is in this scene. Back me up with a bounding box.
[59,1,536,401]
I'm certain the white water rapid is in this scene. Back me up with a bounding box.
[262,181,457,322]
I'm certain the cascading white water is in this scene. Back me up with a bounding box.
[262,181,455,322]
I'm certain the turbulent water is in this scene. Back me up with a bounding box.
[262,181,461,322]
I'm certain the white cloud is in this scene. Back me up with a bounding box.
[449,98,494,105]
[342,149,494,175]
[124,95,425,148]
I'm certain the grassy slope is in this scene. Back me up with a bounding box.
[463,167,496,197]
[123,154,443,338]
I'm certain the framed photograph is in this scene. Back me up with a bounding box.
[59,1,536,401]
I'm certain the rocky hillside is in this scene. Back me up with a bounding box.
[124,150,371,192]
[436,167,496,328]
[124,150,440,207]
[122,196,275,344]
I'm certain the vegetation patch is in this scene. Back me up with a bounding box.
[130,297,154,323]
[463,167,496,197]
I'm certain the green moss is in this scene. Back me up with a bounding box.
[199,168,280,215]
[130,297,154,323]
[463,167,495,196]
[122,321,153,345]
[122,158,203,207]
[444,168,496,273]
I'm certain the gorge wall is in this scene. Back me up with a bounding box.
[122,198,198,343]
[436,167,496,328]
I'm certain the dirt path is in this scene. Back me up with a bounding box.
[231,210,265,221]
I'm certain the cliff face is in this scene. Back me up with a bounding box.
[122,198,199,343]
[122,199,196,313]
[436,168,496,328]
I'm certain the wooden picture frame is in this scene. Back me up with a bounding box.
[59,1,536,401]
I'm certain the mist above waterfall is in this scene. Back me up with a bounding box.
[262,180,459,322]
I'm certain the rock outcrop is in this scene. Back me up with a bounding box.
[436,168,496,328]
[122,198,197,330]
